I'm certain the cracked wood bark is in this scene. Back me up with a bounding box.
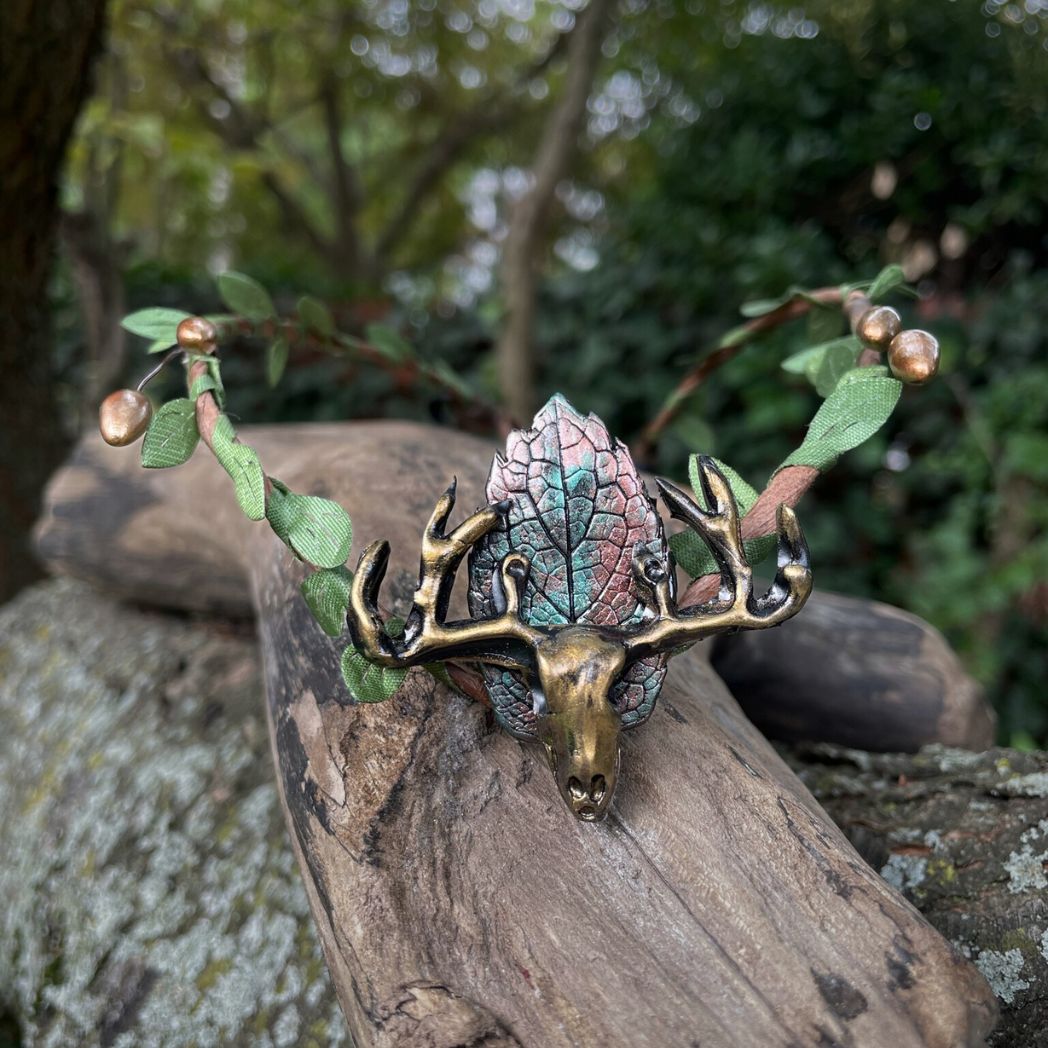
[35,421,998,1047]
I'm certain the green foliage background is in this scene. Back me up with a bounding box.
[55,0,1048,742]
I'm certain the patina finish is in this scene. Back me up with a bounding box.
[346,396,813,819]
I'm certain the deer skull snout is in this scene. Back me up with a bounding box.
[532,628,626,822]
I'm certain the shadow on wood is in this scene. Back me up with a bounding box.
[35,422,997,1047]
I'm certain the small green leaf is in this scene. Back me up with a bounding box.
[365,322,413,363]
[782,343,829,377]
[781,336,860,388]
[688,456,759,516]
[266,481,353,568]
[217,271,275,321]
[423,662,457,691]
[121,307,191,344]
[267,337,289,388]
[301,566,353,636]
[205,357,226,408]
[429,359,473,399]
[739,285,820,319]
[739,295,789,318]
[717,323,750,349]
[814,340,861,397]
[189,374,218,400]
[782,368,903,472]
[298,295,334,337]
[671,531,777,579]
[868,264,907,302]
[806,303,843,345]
[340,646,408,703]
[141,398,199,468]
[211,415,266,520]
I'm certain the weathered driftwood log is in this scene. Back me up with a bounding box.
[35,423,998,1047]
[787,744,1048,1048]
[713,591,995,752]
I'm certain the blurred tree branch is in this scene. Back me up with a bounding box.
[142,2,584,292]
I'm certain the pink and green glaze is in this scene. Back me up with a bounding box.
[467,395,669,738]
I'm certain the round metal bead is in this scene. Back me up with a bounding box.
[99,389,153,446]
[176,315,218,352]
[857,305,902,348]
[887,329,940,385]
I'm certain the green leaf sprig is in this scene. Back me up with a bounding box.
[122,271,434,707]
[670,264,925,583]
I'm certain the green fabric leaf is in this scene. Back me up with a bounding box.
[868,264,907,302]
[738,285,817,318]
[782,336,860,386]
[814,340,861,397]
[423,662,457,691]
[688,456,759,516]
[739,297,784,318]
[121,307,191,344]
[674,456,767,577]
[217,271,275,321]
[671,531,777,579]
[211,416,266,521]
[266,480,353,568]
[806,306,841,350]
[340,646,408,704]
[717,323,750,349]
[298,295,334,337]
[189,374,218,400]
[141,398,199,468]
[365,322,413,363]
[267,337,289,388]
[301,566,353,637]
[782,367,902,472]
[205,357,226,408]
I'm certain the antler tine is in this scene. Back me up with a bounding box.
[415,479,507,623]
[345,482,543,673]
[657,462,752,606]
[347,540,402,666]
[624,460,812,660]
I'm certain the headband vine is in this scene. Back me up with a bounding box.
[98,262,939,719]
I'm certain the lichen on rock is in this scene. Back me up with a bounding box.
[0,579,346,1047]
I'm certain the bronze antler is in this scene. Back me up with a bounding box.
[347,480,542,671]
[625,457,812,662]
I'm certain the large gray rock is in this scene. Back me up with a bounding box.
[0,578,347,1047]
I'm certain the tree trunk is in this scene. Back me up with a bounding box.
[61,210,129,426]
[35,421,999,1047]
[495,0,613,422]
[0,0,107,603]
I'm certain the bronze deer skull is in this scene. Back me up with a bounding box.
[346,397,812,821]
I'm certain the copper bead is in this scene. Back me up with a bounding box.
[888,330,940,385]
[857,305,902,348]
[176,315,218,352]
[99,389,153,446]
